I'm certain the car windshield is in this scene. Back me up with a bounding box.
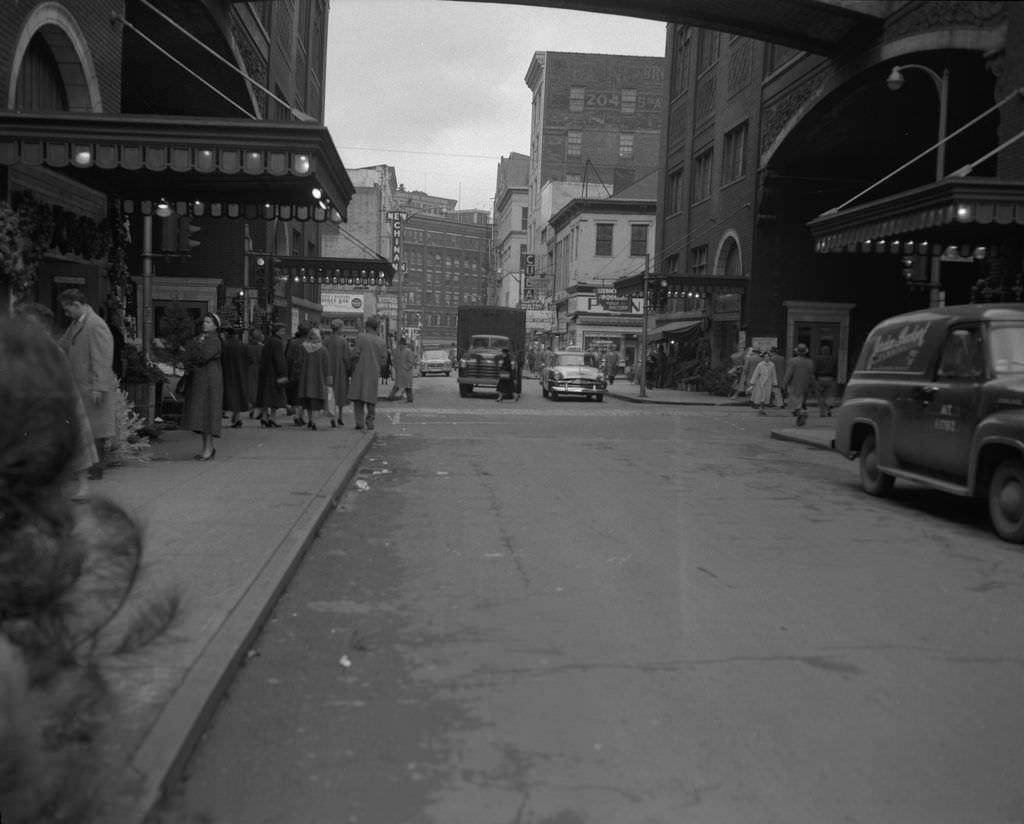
[470,335,510,349]
[556,353,594,367]
[988,325,1024,374]
[424,351,448,359]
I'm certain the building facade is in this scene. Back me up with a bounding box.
[494,151,530,308]
[626,2,1024,390]
[524,50,665,280]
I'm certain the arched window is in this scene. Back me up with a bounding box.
[15,32,69,111]
[716,235,741,277]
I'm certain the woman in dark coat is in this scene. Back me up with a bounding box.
[297,327,331,430]
[221,327,251,427]
[285,325,309,425]
[496,348,516,402]
[325,319,351,427]
[180,312,223,460]
[255,323,288,427]
[246,329,264,418]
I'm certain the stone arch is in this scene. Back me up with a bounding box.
[760,25,1005,169]
[713,231,743,278]
[8,2,103,112]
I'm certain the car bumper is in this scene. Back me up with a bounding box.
[550,383,605,394]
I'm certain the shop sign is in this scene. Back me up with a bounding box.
[321,290,365,313]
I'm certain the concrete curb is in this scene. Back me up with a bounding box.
[124,433,378,823]
[606,391,748,406]
[770,429,835,451]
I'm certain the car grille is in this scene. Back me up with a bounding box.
[464,361,500,380]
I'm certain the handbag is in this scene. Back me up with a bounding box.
[175,371,190,396]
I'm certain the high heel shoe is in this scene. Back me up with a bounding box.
[330,418,337,428]
[231,420,242,428]
[259,418,269,428]
[195,449,216,461]
[293,417,304,426]
[307,420,317,431]
[267,418,280,428]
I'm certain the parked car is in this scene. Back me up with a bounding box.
[419,349,452,376]
[540,350,607,401]
[834,303,1024,543]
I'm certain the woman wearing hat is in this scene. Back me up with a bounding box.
[180,312,224,460]
[782,343,815,426]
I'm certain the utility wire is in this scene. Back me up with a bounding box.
[113,14,255,119]
[136,0,315,122]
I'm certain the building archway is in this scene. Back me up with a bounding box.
[8,2,102,113]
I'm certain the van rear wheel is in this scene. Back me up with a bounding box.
[859,432,894,497]
[988,458,1024,543]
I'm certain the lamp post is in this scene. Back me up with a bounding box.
[639,254,650,398]
[887,63,950,305]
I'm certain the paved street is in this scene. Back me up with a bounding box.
[148,375,1024,824]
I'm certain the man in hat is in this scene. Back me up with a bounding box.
[781,343,816,426]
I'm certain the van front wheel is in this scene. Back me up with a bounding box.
[988,458,1024,543]
[859,432,894,497]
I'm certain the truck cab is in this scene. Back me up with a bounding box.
[456,306,526,398]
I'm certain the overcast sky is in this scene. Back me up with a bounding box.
[324,0,666,213]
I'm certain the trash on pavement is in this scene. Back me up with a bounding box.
[354,480,370,492]
[338,655,352,668]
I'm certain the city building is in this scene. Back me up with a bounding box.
[493,152,530,308]
[0,0,386,364]
[524,50,665,277]
[547,173,656,364]
[614,2,1024,388]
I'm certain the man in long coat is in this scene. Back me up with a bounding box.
[324,318,352,425]
[255,323,289,424]
[387,338,417,402]
[348,316,387,430]
[782,343,816,426]
[58,288,117,479]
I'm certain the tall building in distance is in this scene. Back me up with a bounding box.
[524,51,665,282]
[493,152,531,308]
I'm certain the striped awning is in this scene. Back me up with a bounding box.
[0,111,355,222]
[808,177,1024,253]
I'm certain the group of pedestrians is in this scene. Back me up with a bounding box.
[736,340,840,425]
[176,314,393,458]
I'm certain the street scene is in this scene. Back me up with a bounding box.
[138,375,1024,824]
[5,1,1024,824]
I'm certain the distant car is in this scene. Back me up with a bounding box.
[419,349,452,376]
[540,350,607,401]
[834,303,1024,543]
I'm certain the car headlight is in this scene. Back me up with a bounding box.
[553,371,564,381]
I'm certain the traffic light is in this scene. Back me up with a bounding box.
[233,290,245,326]
[253,256,267,289]
[177,216,201,254]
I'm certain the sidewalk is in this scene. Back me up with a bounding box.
[85,388,833,823]
[605,379,836,451]
[86,415,376,823]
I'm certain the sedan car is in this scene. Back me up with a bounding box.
[419,349,452,376]
[540,351,607,401]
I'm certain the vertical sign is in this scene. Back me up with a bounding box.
[386,210,408,268]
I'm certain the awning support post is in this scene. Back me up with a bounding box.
[140,214,156,424]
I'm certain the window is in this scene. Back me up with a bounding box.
[595,223,614,256]
[691,245,708,276]
[569,86,585,112]
[670,26,690,97]
[567,131,582,158]
[630,225,649,257]
[618,133,634,159]
[697,29,720,74]
[520,206,528,231]
[722,123,747,184]
[693,149,713,203]
[621,88,637,114]
[666,253,680,274]
[667,168,684,215]
[938,327,985,379]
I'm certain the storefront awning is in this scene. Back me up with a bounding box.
[807,177,1024,253]
[648,319,702,343]
[0,111,354,222]
[613,273,749,296]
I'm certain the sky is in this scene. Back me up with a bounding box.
[324,0,666,213]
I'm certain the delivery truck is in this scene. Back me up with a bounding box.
[456,305,527,398]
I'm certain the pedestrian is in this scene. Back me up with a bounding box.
[57,288,117,480]
[246,329,264,418]
[255,323,289,427]
[747,350,779,415]
[603,345,620,385]
[180,312,223,460]
[644,348,657,389]
[15,302,98,501]
[221,326,250,428]
[284,324,309,425]
[297,327,330,430]
[782,343,816,426]
[769,346,787,408]
[655,344,668,388]
[387,337,417,402]
[380,347,393,385]
[348,316,388,431]
[813,341,839,417]
[324,319,351,427]
[496,347,516,401]
[449,341,458,370]
[739,346,760,397]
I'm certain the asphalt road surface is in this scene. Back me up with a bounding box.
[156,375,1024,824]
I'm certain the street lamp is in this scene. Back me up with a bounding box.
[887,63,950,305]
[639,254,650,398]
